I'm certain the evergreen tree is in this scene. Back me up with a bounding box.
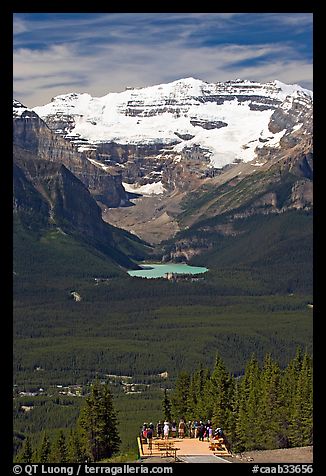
[67,429,87,463]
[171,371,190,420]
[187,372,198,419]
[187,365,210,419]
[256,354,282,449]
[162,388,172,422]
[288,351,313,446]
[224,374,238,447]
[51,430,68,463]
[78,379,121,462]
[279,347,304,447]
[235,354,261,451]
[228,377,240,451]
[208,353,233,433]
[38,432,51,463]
[16,436,33,463]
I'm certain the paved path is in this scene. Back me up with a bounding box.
[180,455,231,463]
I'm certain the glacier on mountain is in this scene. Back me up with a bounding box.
[32,77,313,169]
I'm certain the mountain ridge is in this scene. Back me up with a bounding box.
[32,77,312,170]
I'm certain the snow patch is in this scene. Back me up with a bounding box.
[292,123,303,132]
[86,157,111,171]
[123,181,165,196]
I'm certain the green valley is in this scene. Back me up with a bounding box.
[13,207,313,457]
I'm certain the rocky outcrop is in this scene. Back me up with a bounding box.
[268,93,312,135]
[290,180,313,209]
[86,141,175,166]
[189,119,228,130]
[162,238,214,262]
[161,158,210,192]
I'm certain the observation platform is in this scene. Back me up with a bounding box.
[137,436,232,462]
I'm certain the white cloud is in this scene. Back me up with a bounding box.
[13,16,29,35]
[13,13,313,107]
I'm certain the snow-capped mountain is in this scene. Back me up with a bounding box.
[33,77,313,170]
[14,78,313,245]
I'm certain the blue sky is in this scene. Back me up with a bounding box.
[13,13,313,107]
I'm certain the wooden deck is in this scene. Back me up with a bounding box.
[138,436,232,461]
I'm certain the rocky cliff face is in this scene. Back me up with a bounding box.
[13,101,128,207]
[13,143,147,269]
[14,146,102,235]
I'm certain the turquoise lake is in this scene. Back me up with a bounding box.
[127,263,208,279]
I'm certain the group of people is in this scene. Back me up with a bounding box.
[141,420,180,444]
[140,419,225,444]
[187,420,225,441]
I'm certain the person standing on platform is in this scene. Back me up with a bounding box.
[171,420,177,438]
[163,421,170,440]
[146,426,153,453]
[206,420,212,441]
[198,421,205,441]
[178,419,186,438]
[156,420,163,439]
